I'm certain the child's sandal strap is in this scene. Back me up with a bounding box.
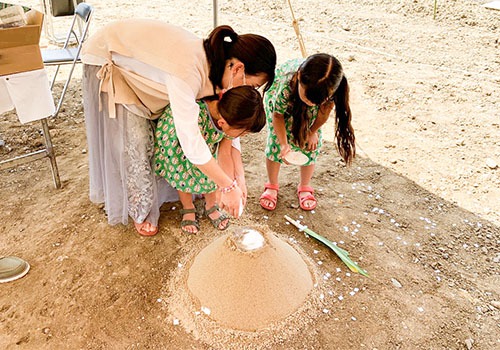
[179,208,197,216]
[205,204,230,230]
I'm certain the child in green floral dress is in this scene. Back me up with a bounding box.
[154,86,265,234]
[260,53,355,211]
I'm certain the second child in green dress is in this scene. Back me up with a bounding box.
[260,53,356,211]
[154,86,265,234]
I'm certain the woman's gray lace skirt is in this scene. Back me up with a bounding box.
[83,64,178,226]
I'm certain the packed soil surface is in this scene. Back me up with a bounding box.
[1,0,499,349]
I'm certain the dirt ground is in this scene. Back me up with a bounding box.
[1,0,499,349]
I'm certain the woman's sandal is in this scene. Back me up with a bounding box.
[180,208,200,234]
[205,204,230,230]
[134,221,159,237]
[297,185,317,211]
[259,183,279,211]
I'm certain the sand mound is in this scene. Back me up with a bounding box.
[187,227,313,331]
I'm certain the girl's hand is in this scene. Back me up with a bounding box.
[279,143,291,163]
[306,131,319,151]
[219,185,244,218]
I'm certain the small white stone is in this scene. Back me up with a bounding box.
[201,306,211,315]
[417,307,424,312]
[313,250,319,254]
[485,158,498,169]
[322,308,330,314]
[156,298,162,303]
[351,316,357,321]
[173,319,180,326]
[317,261,323,265]
[338,295,344,301]
[319,293,325,300]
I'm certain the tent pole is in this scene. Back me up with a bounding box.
[213,0,218,28]
[286,0,307,58]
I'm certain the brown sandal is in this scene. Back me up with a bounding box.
[134,221,158,237]
[205,204,230,230]
[180,208,200,234]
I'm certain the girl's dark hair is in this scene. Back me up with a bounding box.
[288,53,355,164]
[217,86,266,133]
[203,25,277,92]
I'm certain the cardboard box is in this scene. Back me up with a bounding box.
[0,8,44,76]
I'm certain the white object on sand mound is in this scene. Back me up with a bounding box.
[187,227,314,331]
[232,227,265,251]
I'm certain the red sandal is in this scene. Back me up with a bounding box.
[297,185,317,211]
[134,221,159,237]
[259,183,279,211]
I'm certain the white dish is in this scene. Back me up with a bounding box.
[284,151,309,166]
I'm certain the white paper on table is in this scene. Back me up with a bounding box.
[0,69,55,124]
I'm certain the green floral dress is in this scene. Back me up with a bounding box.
[264,59,322,166]
[154,101,223,194]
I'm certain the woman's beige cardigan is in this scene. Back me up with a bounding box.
[81,19,215,119]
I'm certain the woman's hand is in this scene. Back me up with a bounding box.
[305,131,319,151]
[219,185,244,218]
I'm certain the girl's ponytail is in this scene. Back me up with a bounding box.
[333,76,355,165]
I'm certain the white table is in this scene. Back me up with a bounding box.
[0,68,61,188]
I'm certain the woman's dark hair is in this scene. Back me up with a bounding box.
[203,25,277,92]
[288,53,355,164]
[217,86,266,133]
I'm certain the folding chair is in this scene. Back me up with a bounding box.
[0,3,93,189]
[41,0,84,45]
[42,2,93,117]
